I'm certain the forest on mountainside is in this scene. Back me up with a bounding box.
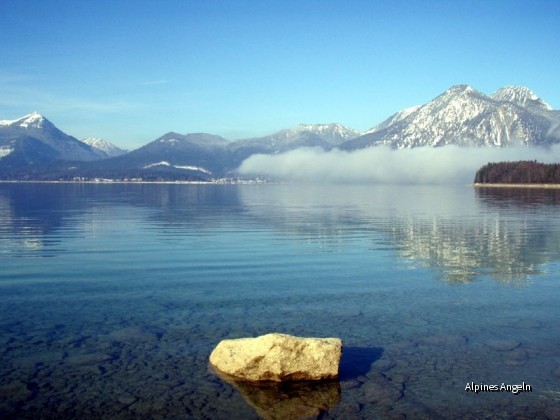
[474,161,560,184]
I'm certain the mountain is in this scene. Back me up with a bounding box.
[490,86,553,111]
[227,123,361,170]
[0,112,107,165]
[342,85,560,150]
[115,132,230,174]
[2,86,559,181]
[81,137,127,157]
[74,124,362,180]
[234,123,360,150]
[73,132,231,181]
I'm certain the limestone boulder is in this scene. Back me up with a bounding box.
[209,333,342,381]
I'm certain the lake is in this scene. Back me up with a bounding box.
[1,183,559,418]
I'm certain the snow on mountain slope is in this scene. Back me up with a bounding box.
[342,85,560,150]
[81,137,127,157]
[0,111,48,129]
[0,146,14,158]
[233,123,360,149]
[225,123,361,172]
[287,123,362,144]
[365,105,421,135]
[491,86,553,111]
[143,161,211,174]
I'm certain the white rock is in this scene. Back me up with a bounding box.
[209,333,342,381]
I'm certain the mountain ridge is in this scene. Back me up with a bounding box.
[1,84,559,180]
[0,112,107,165]
[341,84,559,150]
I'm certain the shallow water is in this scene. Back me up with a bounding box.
[1,183,560,418]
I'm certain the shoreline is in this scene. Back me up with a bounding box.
[473,183,560,189]
[0,180,266,185]
[2,180,560,188]
[0,180,213,185]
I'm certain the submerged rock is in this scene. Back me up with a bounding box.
[504,349,528,365]
[209,333,342,381]
[486,339,521,351]
[362,372,403,405]
[108,325,165,343]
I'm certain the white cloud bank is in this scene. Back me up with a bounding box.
[238,145,560,184]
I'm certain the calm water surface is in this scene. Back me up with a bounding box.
[1,183,560,418]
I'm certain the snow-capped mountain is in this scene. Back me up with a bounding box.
[286,123,362,145]
[342,85,560,150]
[81,137,127,157]
[230,124,360,153]
[490,86,553,111]
[2,85,559,181]
[0,111,49,129]
[227,123,361,170]
[236,123,360,149]
[0,112,107,164]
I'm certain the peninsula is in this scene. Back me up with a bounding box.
[474,161,560,187]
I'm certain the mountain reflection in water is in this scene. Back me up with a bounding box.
[237,184,560,284]
[2,183,560,283]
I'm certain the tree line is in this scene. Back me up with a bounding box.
[474,161,560,184]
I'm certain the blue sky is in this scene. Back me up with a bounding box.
[1,0,559,149]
